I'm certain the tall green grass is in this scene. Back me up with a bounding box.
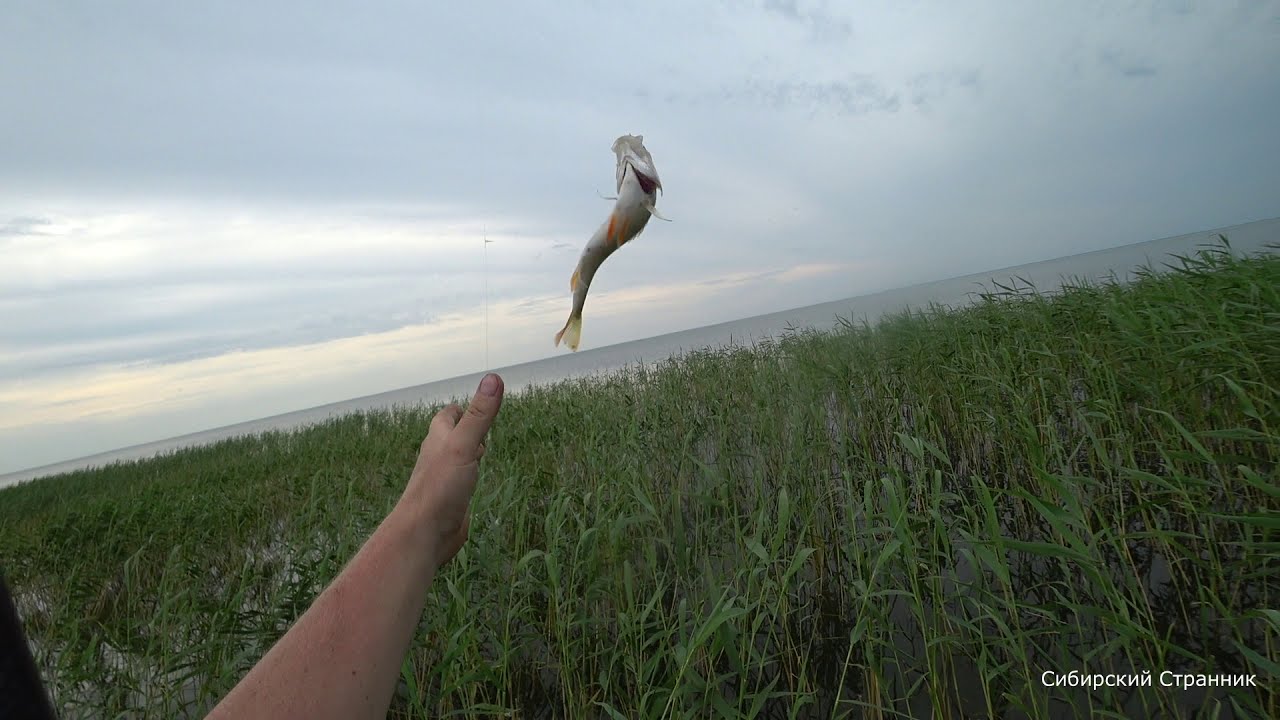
[2,239,1277,718]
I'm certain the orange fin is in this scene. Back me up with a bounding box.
[606,213,617,245]
[570,267,580,293]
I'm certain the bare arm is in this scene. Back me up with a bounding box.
[207,373,505,720]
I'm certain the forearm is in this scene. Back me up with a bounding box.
[208,501,439,720]
[209,373,503,718]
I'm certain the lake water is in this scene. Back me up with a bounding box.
[2,216,1276,489]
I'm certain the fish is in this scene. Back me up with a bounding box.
[554,134,670,351]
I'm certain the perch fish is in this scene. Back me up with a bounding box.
[554,134,669,351]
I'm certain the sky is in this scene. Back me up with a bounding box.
[2,0,1279,475]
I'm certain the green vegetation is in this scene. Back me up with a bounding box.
[2,239,1277,719]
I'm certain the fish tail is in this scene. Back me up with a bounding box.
[554,312,583,351]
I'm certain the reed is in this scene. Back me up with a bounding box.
[2,238,1276,718]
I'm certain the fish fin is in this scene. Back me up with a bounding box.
[554,313,583,351]
[644,201,671,221]
[606,213,617,245]
[596,189,617,201]
[570,267,580,293]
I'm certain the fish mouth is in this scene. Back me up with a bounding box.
[630,163,659,195]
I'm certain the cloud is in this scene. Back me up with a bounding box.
[758,0,853,41]
[0,260,872,460]
[655,72,905,117]
[0,215,52,237]
[1099,48,1158,78]
[1,1,1279,474]
[0,205,565,383]
[907,69,983,111]
[742,75,901,116]
[0,189,847,391]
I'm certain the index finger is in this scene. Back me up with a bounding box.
[431,403,464,433]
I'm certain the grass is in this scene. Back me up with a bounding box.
[1,237,1277,719]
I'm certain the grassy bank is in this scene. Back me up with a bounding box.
[2,239,1277,719]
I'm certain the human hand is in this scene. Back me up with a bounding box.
[399,373,504,569]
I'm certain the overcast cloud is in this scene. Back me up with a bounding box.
[2,0,1279,474]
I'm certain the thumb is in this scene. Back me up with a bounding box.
[449,373,504,452]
